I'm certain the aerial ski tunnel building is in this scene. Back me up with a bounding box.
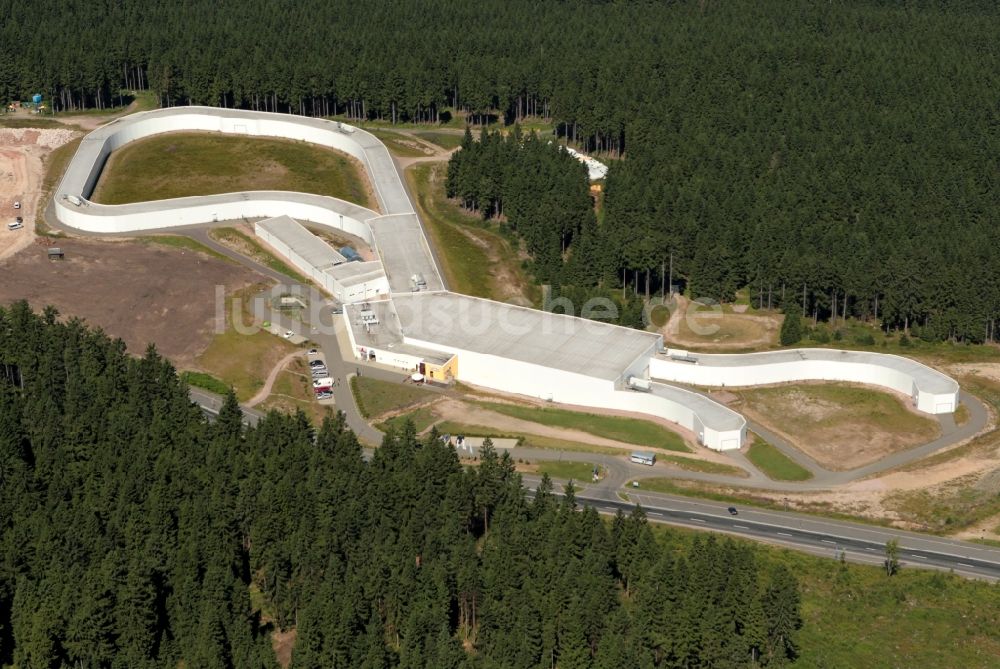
[53,105,961,454]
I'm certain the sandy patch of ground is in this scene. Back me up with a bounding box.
[0,127,81,262]
[736,383,940,471]
[663,294,781,350]
[947,363,1000,385]
[0,237,260,367]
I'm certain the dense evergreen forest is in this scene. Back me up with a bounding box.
[3,0,999,339]
[0,301,802,667]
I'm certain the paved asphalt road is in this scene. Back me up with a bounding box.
[531,482,1000,581]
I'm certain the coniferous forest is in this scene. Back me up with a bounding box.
[0,302,802,667]
[3,0,999,340]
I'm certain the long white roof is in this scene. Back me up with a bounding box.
[393,292,660,381]
[258,215,346,268]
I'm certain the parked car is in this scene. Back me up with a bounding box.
[315,391,333,400]
[7,220,23,231]
[309,359,326,368]
[307,348,319,355]
[283,330,294,339]
[311,370,328,378]
[13,201,20,210]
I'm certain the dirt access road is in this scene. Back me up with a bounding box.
[0,126,81,262]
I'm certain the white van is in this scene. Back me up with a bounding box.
[8,219,23,231]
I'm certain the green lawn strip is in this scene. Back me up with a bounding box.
[410,131,464,150]
[658,454,749,478]
[180,371,231,395]
[362,128,432,157]
[406,163,494,298]
[536,460,599,482]
[91,131,374,208]
[351,376,434,419]
[376,406,439,433]
[209,227,310,283]
[140,234,234,262]
[475,400,691,452]
[746,436,813,481]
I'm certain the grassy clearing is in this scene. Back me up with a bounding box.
[209,227,310,283]
[406,162,539,305]
[140,234,234,262]
[376,406,439,433]
[738,383,940,471]
[351,376,434,418]
[672,308,778,350]
[659,455,749,478]
[476,401,690,452]
[181,371,231,395]
[92,132,374,209]
[885,484,1000,534]
[0,117,81,129]
[195,286,298,401]
[746,436,813,481]
[363,128,434,158]
[411,131,463,150]
[536,460,598,482]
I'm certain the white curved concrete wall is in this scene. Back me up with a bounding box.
[650,349,959,415]
[54,106,413,235]
[58,191,377,242]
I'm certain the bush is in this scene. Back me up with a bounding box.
[812,329,831,344]
[854,333,876,346]
[899,334,911,347]
[833,329,843,341]
[780,305,803,345]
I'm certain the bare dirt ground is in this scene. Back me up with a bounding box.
[735,383,940,471]
[0,237,260,367]
[0,126,81,261]
[663,294,781,350]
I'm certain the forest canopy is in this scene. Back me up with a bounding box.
[0,302,802,667]
[2,0,998,339]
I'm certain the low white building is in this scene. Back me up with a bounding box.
[367,292,748,451]
[255,215,388,302]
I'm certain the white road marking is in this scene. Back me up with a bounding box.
[733,525,748,530]
[821,539,836,544]
[777,532,793,537]
[912,555,928,560]
[689,518,706,523]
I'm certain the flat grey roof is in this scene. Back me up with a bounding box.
[324,260,386,287]
[369,214,444,294]
[258,216,346,268]
[393,292,661,381]
[346,301,453,365]
[660,348,958,395]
